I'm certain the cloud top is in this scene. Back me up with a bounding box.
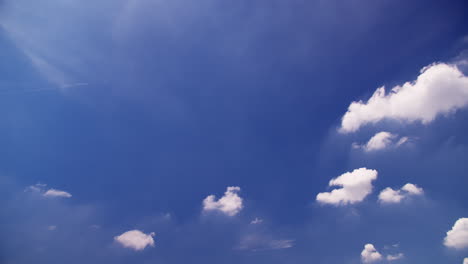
[316,168,377,206]
[340,63,468,133]
[114,230,155,251]
[203,186,243,216]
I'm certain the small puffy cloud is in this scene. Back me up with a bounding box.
[361,244,383,263]
[378,183,424,204]
[387,253,404,261]
[354,132,409,152]
[114,230,155,251]
[316,168,377,206]
[203,186,243,216]
[251,217,263,224]
[25,183,72,198]
[340,63,468,133]
[43,189,72,198]
[444,218,468,249]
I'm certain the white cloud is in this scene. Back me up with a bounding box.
[354,132,409,152]
[203,186,243,216]
[464,257,468,264]
[444,218,468,249]
[387,253,404,261]
[378,183,423,204]
[340,63,468,133]
[43,189,72,198]
[361,244,383,263]
[251,217,263,224]
[114,230,155,251]
[25,184,72,198]
[316,168,377,206]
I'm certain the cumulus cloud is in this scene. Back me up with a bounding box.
[361,244,383,263]
[378,183,424,204]
[387,253,404,261]
[25,184,72,198]
[203,186,243,216]
[464,257,468,264]
[114,230,155,251]
[444,218,468,249]
[340,63,468,133]
[316,168,377,206]
[354,132,409,152]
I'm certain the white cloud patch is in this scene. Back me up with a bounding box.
[203,186,243,216]
[43,189,72,198]
[444,218,468,249]
[378,183,424,204]
[464,257,468,264]
[316,168,377,206]
[387,253,404,261]
[340,63,468,133]
[25,183,72,198]
[354,132,409,152]
[47,225,57,231]
[361,244,383,263]
[114,230,155,251]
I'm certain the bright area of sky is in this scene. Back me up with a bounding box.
[1,0,468,263]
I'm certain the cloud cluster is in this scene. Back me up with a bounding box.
[354,132,408,152]
[203,186,243,216]
[444,218,468,249]
[114,230,155,251]
[378,183,424,204]
[340,63,468,133]
[361,244,382,263]
[316,168,377,206]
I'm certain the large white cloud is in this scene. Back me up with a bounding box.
[444,218,468,249]
[340,63,468,133]
[354,131,408,152]
[361,244,383,263]
[378,183,423,204]
[114,230,155,251]
[203,186,243,216]
[316,168,377,206]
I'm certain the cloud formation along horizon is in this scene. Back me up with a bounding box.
[340,63,468,133]
[203,186,244,216]
[316,168,378,206]
[114,230,156,251]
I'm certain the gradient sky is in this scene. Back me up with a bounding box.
[1,0,468,263]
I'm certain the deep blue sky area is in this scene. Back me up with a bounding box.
[1,0,468,263]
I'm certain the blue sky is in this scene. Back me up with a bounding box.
[1,0,468,263]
